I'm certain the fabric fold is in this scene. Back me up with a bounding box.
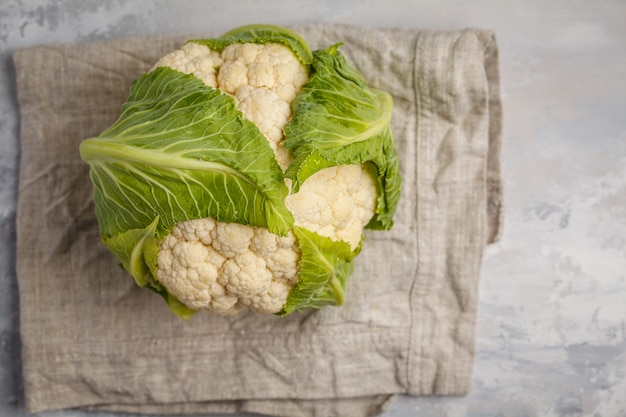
[14,24,502,417]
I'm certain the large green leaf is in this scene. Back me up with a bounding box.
[283,44,401,230]
[80,67,293,240]
[278,227,357,316]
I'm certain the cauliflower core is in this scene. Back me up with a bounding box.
[152,41,377,315]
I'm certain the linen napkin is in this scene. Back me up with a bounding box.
[14,24,502,417]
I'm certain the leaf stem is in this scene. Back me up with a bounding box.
[329,275,345,306]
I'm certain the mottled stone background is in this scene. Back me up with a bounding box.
[1,1,625,416]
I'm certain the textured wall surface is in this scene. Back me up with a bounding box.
[1,1,625,416]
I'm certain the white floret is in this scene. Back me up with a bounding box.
[218,43,308,101]
[284,164,378,250]
[157,235,235,312]
[210,221,254,258]
[250,227,279,258]
[234,86,293,169]
[151,42,223,88]
[235,86,290,143]
[245,280,294,314]
[157,219,300,315]
[219,252,273,297]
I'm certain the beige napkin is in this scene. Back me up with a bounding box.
[14,24,502,417]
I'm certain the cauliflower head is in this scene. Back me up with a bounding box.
[79,24,401,318]
[157,219,300,314]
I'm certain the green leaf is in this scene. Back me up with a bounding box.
[283,45,401,230]
[278,227,357,316]
[102,217,197,319]
[163,293,197,320]
[103,217,160,289]
[193,24,313,65]
[284,150,335,194]
[80,67,293,239]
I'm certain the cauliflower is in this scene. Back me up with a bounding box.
[79,24,401,318]
[151,36,377,315]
